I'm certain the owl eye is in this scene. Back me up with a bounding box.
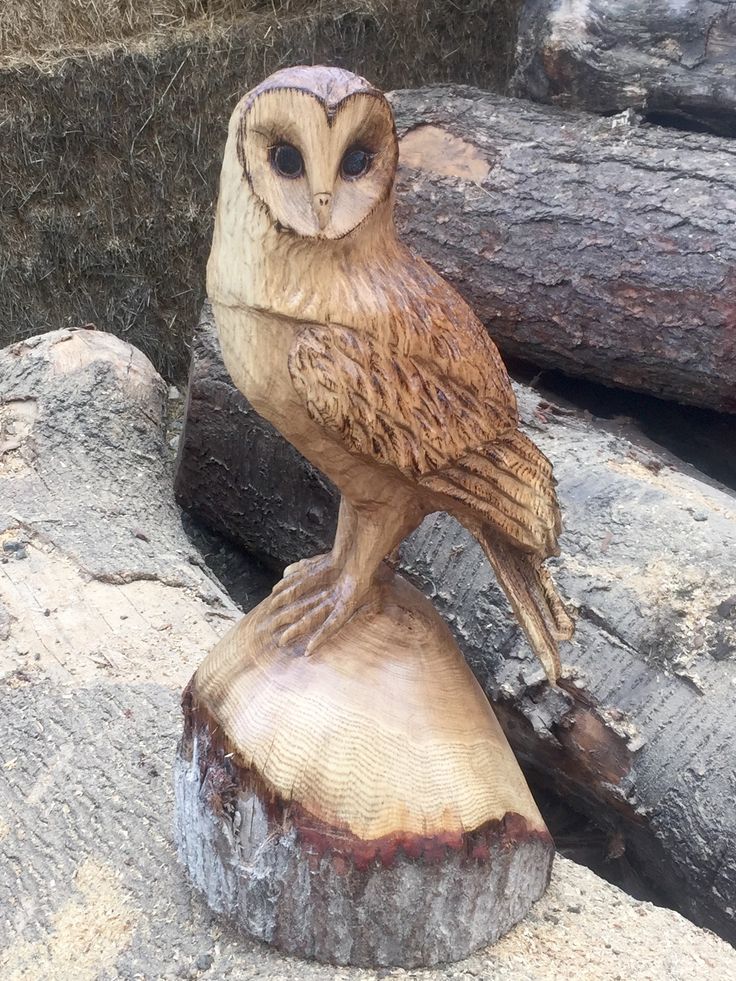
[270,143,304,178]
[341,147,372,179]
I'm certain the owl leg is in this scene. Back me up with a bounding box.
[266,497,419,653]
[267,497,359,613]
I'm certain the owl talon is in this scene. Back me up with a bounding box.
[269,585,324,630]
[270,553,333,597]
[268,573,366,653]
[277,598,332,648]
[268,562,336,621]
[304,605,353,656]
[272,590,329,640]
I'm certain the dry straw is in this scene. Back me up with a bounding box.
[0,1,520,379]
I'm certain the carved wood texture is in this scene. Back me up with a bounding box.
[206,65,573,682]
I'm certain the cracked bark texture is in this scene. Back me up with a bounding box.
[512,1,736,137]
[387,86,736,412]
[176,309,736,944]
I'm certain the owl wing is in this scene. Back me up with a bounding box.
[288,318,561,558]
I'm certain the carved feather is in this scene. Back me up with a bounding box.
[289,322,562,557]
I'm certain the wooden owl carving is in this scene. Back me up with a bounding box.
[207,65,573,682]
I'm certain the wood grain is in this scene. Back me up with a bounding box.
[179,566,554,965]
[179,68,566,963]
[190,567,547,842]
[207,66,572,682]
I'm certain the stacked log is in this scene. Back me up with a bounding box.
[388,86,736,412]
[3,331,734,981]
[512,0,736,137]
[0,327,240,691]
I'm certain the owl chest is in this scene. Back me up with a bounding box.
[213,302,307,429]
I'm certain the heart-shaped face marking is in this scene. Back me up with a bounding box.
[238,78,398,240]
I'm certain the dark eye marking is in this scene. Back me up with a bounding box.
[270,143,304,178]
[341,147,373,179]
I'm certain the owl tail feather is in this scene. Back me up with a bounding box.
[478,531,574,685]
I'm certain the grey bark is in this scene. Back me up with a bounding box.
[512,1,736,137]
[175,309,736,944]
[174,721,553,968]
[388,86,736,413]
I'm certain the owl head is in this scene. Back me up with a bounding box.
[232,66,398,241]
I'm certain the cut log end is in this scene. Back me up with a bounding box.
[174,570,554,967]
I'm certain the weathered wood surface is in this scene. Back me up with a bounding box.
[3,329,736,979]
[512,0,736,137]
[0,327,240,687]
[175,309,736,943]
[176,729,552,969]
[388,86,736,413]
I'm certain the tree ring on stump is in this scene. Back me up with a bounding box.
[174,569,553,967]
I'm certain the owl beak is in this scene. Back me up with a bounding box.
[312,192,332,232]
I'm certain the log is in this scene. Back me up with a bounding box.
[176,573,553,967]
[175,307,736,943]
[0,327,241,689]
[4,329,736,979]
[512,0,736,137]
[387,86,736,413]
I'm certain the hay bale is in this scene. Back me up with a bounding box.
[0,1,521,380]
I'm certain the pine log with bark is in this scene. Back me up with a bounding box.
[175,307,736,943]
[512,0,736,137]
[387,85,736,413]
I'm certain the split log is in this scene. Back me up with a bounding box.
[512,0,736,137]
[387,86,736,413]
[175,308,736,944]
[176,572,553,967]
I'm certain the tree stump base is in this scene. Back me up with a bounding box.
[174,568,553,967]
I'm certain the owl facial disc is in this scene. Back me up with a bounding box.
[237,67,398,240]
